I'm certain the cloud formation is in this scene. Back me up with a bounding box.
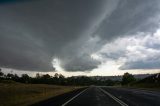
[119,29,160,70]
[96,29,160,70]
[0,0,160,72]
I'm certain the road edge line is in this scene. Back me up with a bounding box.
[99,87,128,106]
[61,87,88,106]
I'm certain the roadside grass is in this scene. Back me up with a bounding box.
[120,81,160,91]
[129,83,160,91]
[120,73,160,91]
[0,81,81,106]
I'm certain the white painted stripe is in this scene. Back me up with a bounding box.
[99,87,128,106]
[61,88,88,106]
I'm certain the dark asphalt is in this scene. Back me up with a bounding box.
[102,86,160,106]
[31,86,160,106]
[64,87,121,106]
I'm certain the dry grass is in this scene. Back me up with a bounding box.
[0,82,81,106]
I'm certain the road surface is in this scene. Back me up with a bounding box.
[32,86,160,106]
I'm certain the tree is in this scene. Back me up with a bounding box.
[58,74,65,84]
[105,79,114,86]
[42,74,51,79]
[0,69,4,77]
[122,72,136,85]
[21,74,30,83]
[36,73,41,79]
[12,74,20,81]
[54,73,59,78]
[59,74,65,79]
[7,73,14,79]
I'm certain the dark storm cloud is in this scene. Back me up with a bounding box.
[119,51,160,70]
[0,0,35,4]
[61,53,101,71]
[0,0,160,72]
[0,0,24,3]
[119,60,160,70]
[101,51,125,60]
[0,0,107,71]
[94,0,160,41]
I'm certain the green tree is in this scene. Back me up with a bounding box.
[122,72,136,85]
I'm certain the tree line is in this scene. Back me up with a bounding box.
[0,68,137,86]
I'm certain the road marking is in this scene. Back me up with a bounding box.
[61,88,88,106]
[99,87,128,106]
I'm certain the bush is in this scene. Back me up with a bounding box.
[122,72,136,85]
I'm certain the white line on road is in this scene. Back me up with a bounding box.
[61,88,88,106]
[99,87,128,106]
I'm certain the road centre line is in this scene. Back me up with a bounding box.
[99,87,128,106]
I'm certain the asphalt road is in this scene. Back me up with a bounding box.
[101,86,160,106]
[32,86,160,106]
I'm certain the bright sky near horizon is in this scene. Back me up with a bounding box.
[0,0,160,77]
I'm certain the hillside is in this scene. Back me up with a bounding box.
[131,73,160,88]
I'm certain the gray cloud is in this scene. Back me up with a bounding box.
[119,60,160,70]
[94,0,160,41]
[119,31,160,70]
[60,53,101,72]
[93,28,160,71]
[0,0,160,72]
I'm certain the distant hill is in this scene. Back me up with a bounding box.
[92,74,154,81]
[73,73,154,81]
[137,73,160,83]
[131,73,160,88]
[133,74,152,79]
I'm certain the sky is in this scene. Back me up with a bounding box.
[0,0,160,77]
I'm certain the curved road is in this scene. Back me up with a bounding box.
[32,86,160,106]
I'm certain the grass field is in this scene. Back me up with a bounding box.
[0,81,81,106]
